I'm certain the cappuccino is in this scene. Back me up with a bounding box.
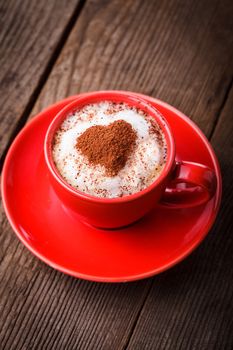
[52,101,167,198]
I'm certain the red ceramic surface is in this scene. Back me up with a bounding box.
[44,91,217,228]
[1,93,222,282]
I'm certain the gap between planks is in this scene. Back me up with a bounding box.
[208,75,233,140]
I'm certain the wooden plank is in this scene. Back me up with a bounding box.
[0,233,150,349]
[0,0,83,165]
[31,0,233,138]
[125,87,233,350]
[0,0,233,349]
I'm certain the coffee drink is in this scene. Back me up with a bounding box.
[52,101,167,198]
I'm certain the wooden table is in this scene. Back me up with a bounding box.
[0,1,232,349]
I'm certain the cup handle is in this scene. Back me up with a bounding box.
[160,161,217,208]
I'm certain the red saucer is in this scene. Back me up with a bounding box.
[1,94,222,282]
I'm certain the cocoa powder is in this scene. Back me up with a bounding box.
[76,120,137,176]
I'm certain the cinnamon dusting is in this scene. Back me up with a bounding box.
[76,120,137,176]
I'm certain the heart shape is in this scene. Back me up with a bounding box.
[76,120,137,176]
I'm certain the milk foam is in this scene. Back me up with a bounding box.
[52,101,167,198]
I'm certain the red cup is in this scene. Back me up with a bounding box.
[44,91,217,228]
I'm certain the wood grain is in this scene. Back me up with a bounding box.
[126,87,233,350]
[0,0,83,165]
[0,0,232,349]
[0,236,150,349]
[31,0,233,137]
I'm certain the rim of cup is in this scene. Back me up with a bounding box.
[44,91,175,203]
